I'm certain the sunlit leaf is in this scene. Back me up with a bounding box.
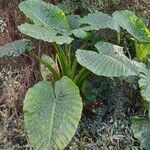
[136,41,150,61]
[113,10,150,42]
[19,0,70,31]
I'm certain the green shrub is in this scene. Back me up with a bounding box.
[0,0,150,149]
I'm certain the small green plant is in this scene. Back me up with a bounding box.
[1,0,150,149]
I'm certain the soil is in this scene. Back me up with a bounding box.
[0,0,150,149]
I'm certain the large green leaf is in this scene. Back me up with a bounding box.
[23,76,82,150]
[19,0,70,31]
[138,64,150,102]
[0,39,31,57]
[80,11,119,32]
[113,10,150,42]
[131,117,150,150]
[18,23,73,45]
[76,42,136,77]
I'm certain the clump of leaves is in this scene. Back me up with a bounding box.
[0,0,150,149]
[76,9,150,150]
[0,0,121,149]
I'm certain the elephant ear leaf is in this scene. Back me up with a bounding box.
[76,42,136,77]
[131,117,150,150]
[19,0,70,31]
[0,39,31,57]
[113,10,150,42]
[23,76,82,150]
[18,24,73,45]
[80,11,119,32]
[138,64,150,102]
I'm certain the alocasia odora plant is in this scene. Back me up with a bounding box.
[0,0,120,149]
[1,0,150,149]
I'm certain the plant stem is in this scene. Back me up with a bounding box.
[77,71,90,89]
[74,67,90,88]
[65,44,72,76]
[74,67,87,83]
[70,32,94,79]
[70,36,91,80]
[134,39,139,59]
[53,43,68,76]
[38,40,42,57]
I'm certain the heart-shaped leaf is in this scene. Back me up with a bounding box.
[23,76,82,150]
[72,28,88,39]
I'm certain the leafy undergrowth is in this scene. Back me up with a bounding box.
[0,72,142,149]
[65,76,141,150]
[0,0,150,149]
